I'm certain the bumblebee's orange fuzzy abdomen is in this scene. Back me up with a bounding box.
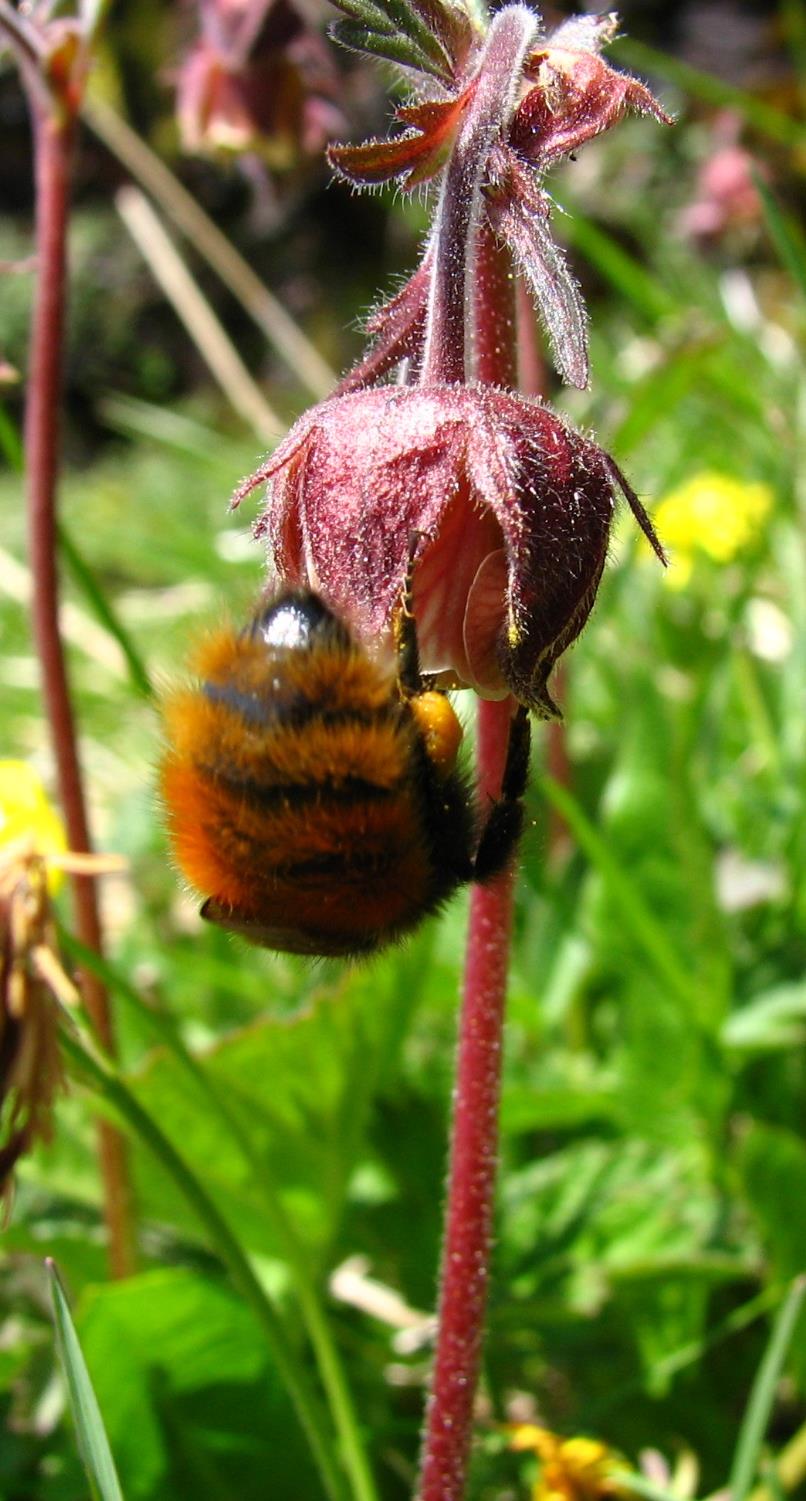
[160,622,459,951]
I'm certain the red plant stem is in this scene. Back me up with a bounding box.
[515,278,548,398]
[25,101,136,1278]
[418,702,516,1501]
[474,224,516,387]
[420,5,537,385]
[417,223,521,1501]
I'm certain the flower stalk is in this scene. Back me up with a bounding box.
[420,5,537,385]
[417,187,523,1498]
[418,695,519,1501]
[12,21,137,1277]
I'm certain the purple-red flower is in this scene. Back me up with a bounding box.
[677,112,762,241]
[176,0,346,166]
[233,384,664,716]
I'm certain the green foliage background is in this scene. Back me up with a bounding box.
[0,3,804,1497]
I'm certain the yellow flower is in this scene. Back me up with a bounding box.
[508,1424,627,1501]
[649,472,773,587]
[0,763,121,1198]
[0,761,66,891]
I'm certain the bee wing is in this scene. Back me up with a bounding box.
[200,897,371,958]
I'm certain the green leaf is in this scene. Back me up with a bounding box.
[0,402,23,470]
[328,0,397,37]
[738,1121,806,1387]
[330,19,449,79]
[329,0,455,78]
[723,982,806,1051]
[739,1123,806,1282]
[75,1268,324,1501]
[556,211,675,323]
[47,1260,126,1501]
[125,965,410,1265]
[59,1028,347,1501]
[371,0,454,72]
[729,1277,806,1501]
[536,774,698,1011]
[59,932,379,1501]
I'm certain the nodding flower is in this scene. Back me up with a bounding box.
[175,0,347,168]
[232,383,665,718]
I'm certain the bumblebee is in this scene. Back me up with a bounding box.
[160,583,530,958]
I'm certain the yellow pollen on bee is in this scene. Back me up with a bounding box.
[410,692,463,775]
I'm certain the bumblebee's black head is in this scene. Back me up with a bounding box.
[248,593,352,654]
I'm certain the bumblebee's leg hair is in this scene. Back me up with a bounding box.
[395,531,427,696]
[473,706,531,882]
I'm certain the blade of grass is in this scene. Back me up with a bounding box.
[752,170,806,300]
[98,393,240,466]
[0,401,23,468]
[57,523,153,701]
[610,343,708,454]
[115,187,282,442]
[729,1276,806,1501]
[0,542,129,678]
[612,1473,689,1501]
[59,931,379,1501]
[82,96,335,402]
[591,1283,784,1420]
[555,211,675,323]
[610,38,805,150]
[537,773,698,1010]
[781,0,806,106]
[760,1458,788,1501]
[750,1418,806,1501]
[58,1023,348,1501]
[47,1259,126,1501]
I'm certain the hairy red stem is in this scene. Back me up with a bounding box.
[417,226,520,1501]
[420,6,537,385]
[418,700,516,1501]
[25,102,136,1279]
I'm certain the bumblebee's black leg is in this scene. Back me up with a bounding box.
[472,706,531,882]
[395,531,428,696]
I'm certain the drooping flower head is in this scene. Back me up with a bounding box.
[233,383,664,716]
[176,0,347,168]
[230,4,668,710]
